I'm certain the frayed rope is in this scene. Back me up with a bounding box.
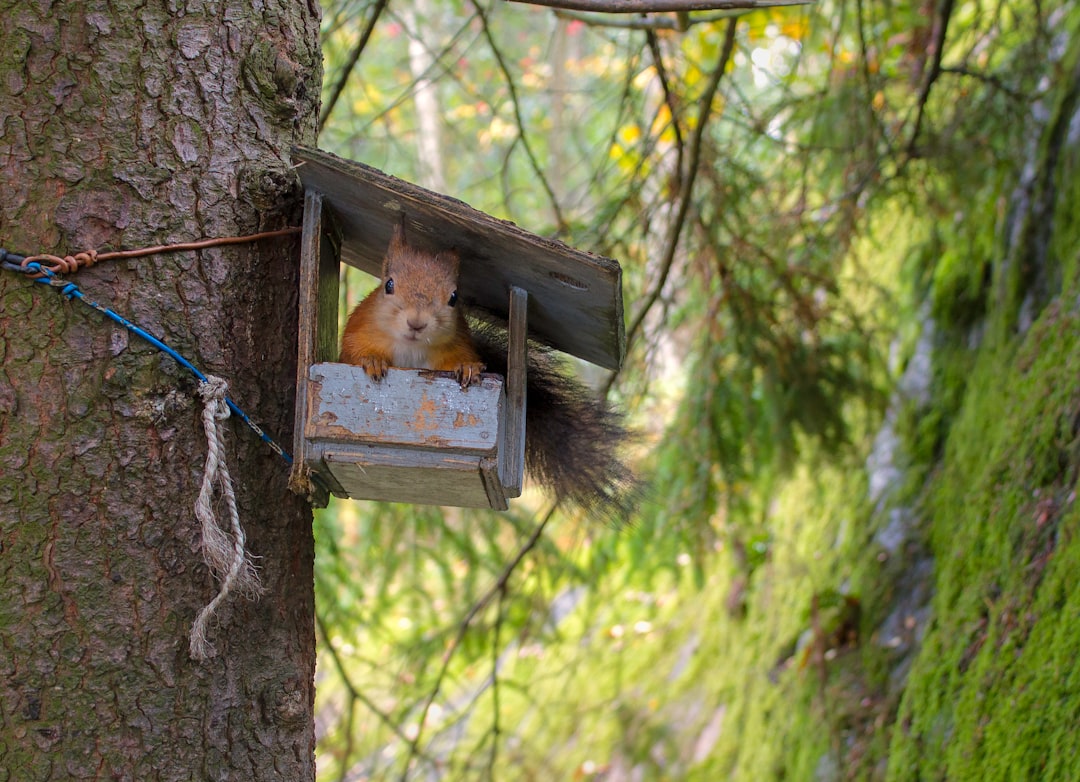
[189,375,263,661]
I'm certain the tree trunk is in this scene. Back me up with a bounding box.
[0,1,321,779]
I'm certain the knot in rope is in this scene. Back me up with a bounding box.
[189,374,263,661]
[198,375,231,419]
[23,249,99,277]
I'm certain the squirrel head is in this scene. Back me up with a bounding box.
[377,218,463,349]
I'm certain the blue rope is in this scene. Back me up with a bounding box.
[4,256,293,465]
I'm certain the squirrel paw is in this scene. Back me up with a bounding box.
[454,362,485,388]
[358,356,389,381]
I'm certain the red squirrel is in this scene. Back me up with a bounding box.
[338,219,639,523]
[339,221,484,387]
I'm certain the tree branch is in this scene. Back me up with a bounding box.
[313,611,441,774]
[554,7,750,27]
[511,0,810,11]
[486,583,507,778]
[905,0,956,158]
[645,28,685,187]
[399,507,557,781]
[470,0,567,232]
[624,18,737,352]
[939,65,1024,102]
[319,0,390,133]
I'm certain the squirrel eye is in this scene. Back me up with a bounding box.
[448,290,458,307]
[384,278,395,295]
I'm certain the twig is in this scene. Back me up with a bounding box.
[939,65,1024,102]
[469,0,567,232]
[313,612,433,765]
[486,583,507,779]
[624,18,737,352]
[510,0,810,11]
[348,11,484,137]
[854,0,894,159]
[399,506,557,781]
[319,0,391,132]
[906,0,956,159]
[645,28,685,186]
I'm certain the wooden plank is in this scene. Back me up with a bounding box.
[499,286,528,496]
[291,190,322,473]
[321,448,504,509]
[290,190,337,505]
[314,198,341,363]
[479,456,511,511]
[291,145,626,370]
[306,363,503,454]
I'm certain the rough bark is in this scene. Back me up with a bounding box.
[0,1,321,779]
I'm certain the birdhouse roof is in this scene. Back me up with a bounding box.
[292,146,626,371]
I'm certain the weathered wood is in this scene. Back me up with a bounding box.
[500,286,528,495]
[304,363,511,508]
[320,449,508,510]
[291,145,626,370]
[307,363,503,450]
[478,455,512,510]
[314,211,342,365]
[290,191,339,506]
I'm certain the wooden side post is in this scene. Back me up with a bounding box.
[500,286,528,495]
[289,188,341,505]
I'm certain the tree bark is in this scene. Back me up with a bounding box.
[0,1,321,779]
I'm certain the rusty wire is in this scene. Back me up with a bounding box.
[20,226,302,278]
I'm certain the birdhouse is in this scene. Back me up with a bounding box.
[288,146,626,510]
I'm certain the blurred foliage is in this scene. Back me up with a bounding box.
[311,0,1078,778]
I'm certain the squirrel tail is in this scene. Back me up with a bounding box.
[470,320,641,525]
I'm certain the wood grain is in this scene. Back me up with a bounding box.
[292,145,626,370]
[291,190,339,504]
[499,286,528,495]
[304,363,510,509]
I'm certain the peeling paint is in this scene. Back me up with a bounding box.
[453,411,480,428]
[411,391,439,432]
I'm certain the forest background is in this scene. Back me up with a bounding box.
[2,0,1068,778]
[312,0,1080,779]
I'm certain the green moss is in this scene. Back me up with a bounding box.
[930,232,992,331]
[242,39,305,120]
[886,272,1080,780]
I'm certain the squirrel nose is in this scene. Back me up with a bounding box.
[407,317,428,333]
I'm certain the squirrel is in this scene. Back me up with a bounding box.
[339,218,639,524]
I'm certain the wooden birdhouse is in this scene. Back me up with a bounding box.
[288,146,626,510]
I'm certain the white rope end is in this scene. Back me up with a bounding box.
[190,374,262,661]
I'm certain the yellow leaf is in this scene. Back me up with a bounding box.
[618,124,642,145]
[780,19,808,41]
[448,103,479,120]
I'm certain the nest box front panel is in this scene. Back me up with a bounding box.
[306,364,503,451]
[304,363,509,508]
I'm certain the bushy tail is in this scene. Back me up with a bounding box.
[470,320,641,525]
